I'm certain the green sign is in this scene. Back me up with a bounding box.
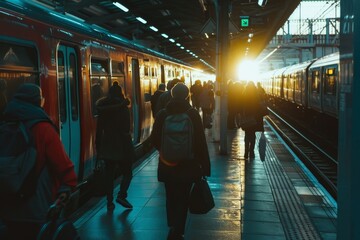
[240,16,249,27]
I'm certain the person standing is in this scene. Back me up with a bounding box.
[150,83,166,118]
[151,83,211,240]
[96,81,135,211]
[241,81,265,158]
[199,82,215,129]
[0,83,77,240]
[190,80,202,111]
[155,78,180,114]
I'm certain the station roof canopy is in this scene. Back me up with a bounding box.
[37,0,301,72]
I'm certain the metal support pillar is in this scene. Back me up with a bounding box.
[337,0,359,239]
[214,0,229,155]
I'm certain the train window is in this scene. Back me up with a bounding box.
[58,51,67,122]
[151,67,156,77]
[0,41,39,100]
[144,65,149,77]
[324,67,337,95]
[112,61,125,76]
[90,59,110,116]
[167,69,171,78]
[311,70,320,93]
[69,53,79,121]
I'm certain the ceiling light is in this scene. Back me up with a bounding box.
[176,43,181,46]
[161,33,168,38]
[169,38,175,43]
[180,46,185,49]
[136,17,147,24]
[149,26,158,32]
[258,0,268,7]
[113,2,129,12]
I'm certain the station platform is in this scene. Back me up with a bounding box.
[72,121,337,240]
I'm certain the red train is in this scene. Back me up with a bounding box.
[0,1,213,184]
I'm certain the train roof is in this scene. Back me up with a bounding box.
[309,52,339,69]
[0,0,192,68]
[283,59,317,75]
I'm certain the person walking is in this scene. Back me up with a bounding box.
[241,81,265,158]
[151,82,211,240]
[96,81,135,211]
[0,83,77,240]
[150,83,166,118]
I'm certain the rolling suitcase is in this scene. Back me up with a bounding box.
[37,199,80,240]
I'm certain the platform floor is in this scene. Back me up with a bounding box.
[73,121,337,240]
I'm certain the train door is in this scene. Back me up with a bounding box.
[57,45,81,176]
[129,57,141,144]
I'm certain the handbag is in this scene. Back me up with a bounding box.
[189,177,215,214]
[92,158,107,197]
[258,132,267,162]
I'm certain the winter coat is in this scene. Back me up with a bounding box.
[96,96,135,164]
[151,98,211,183]
[150,90,164,118]
[155,90,172,114]
[1,99,77,223]
[241,85,265,132]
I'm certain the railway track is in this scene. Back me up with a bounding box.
[266,108,338,200]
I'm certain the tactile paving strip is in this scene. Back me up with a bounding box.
[260,132,322,240]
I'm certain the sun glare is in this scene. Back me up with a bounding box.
[236,60,259,82]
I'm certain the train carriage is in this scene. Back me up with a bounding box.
[0,0,214,187]
[261,52,341,120]
[308,52,339,117]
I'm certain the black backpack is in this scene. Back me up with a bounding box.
[0,120,39,201]
[160,110,194,166]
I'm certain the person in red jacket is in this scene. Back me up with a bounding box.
[0,83,77,240]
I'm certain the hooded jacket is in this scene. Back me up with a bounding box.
[1,98,77,223]
[96,96,135,163]
[151,98,211,182]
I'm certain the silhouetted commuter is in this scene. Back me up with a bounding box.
[151,83,211,240]
[96,81,135,211]
[155,78,180,114]
[227,81,238,129]
[241,81,265,158]
[190,80,202,111]
[0,83,77,240]
[150,83,166,118]
[199,82,215,129]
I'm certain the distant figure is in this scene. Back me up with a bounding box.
[150,83,166,118]
[155,78,180,114]
[96,81,135,211]
[227,81,238,129]
[190,80,202,111]
[0,79,7,120]
[0,83,77,240]
[151,83,211,240]
[199,82,215,129]
[241,81,265,158]
[257,82,267,104]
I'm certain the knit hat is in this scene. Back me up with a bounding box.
[171,82,189,99]
[109,81,124,99]
[13,83,42,106]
